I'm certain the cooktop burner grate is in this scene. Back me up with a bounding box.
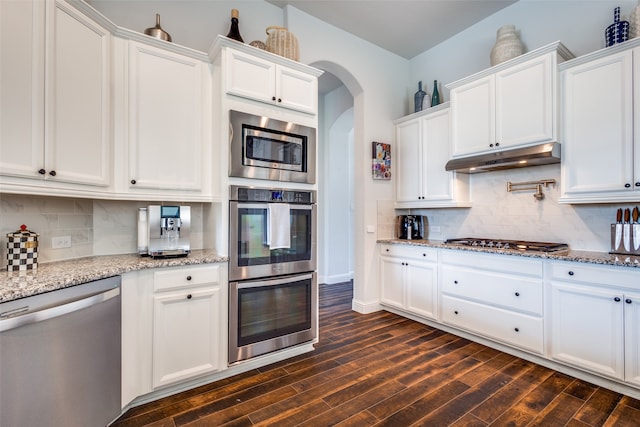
[444,238,570,253]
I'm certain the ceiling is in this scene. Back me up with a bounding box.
[266,0,518,60]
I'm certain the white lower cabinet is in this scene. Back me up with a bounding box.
[440,250,544,354]
[380,244,437,320]
[121,264,226,407]
[549,261,640,385]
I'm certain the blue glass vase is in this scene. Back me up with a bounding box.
[606,7,629,47]
[414,81,427,113]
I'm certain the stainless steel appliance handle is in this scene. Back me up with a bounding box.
[236,202,313,210]
[236,273,314,290]
[0,287,120,332]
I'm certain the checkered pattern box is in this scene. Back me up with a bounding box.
[6,227,39,271]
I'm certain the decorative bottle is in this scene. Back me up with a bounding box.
[431,80,440,107]
[226,9,244,43]
[631,1,640,39]
[414,81,427,113]
[490,25,524,66]
[606,6,629,46]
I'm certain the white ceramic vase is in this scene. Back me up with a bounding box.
[490,25,524,66]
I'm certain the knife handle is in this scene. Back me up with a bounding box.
[624,208,631,223]
[617,208,623,223]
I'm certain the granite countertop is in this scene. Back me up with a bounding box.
[378,239,640,268]
[0,249,228,303]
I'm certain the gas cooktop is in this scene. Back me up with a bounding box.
[444,238,570,253]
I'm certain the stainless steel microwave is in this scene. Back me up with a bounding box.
[229,110,316,184]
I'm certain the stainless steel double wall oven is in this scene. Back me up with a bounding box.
[228,184,317,364]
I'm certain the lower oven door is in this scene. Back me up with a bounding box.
[229,272,317,365]
[229,201,316,281]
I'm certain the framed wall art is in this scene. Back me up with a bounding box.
[372,141,391,180]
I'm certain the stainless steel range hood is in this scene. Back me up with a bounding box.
[445,142,561,174]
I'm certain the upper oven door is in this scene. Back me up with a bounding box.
[229,110,316,184]
[229,201,317,281]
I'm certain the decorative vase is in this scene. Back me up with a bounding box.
[490,25,524,66]
[605,7,629,47]
[414,81,428,113]
[629,2,640,39]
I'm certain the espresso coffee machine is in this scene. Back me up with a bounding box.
[138,205,191,258]
[396,215,426,240]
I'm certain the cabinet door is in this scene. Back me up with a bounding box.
[562,50,633,196]
[624,292,640,387]
[496,53,554,148]
[225,48,276,104]
[46,1,111,186]
[550,282,624,380]
[128,42,204,192]
[395,118,422,202]
[405,259,437,320]
[422,108,453,201]
[0,0,45,179]
[152,286,220,389]
[450,75,495,156]
[276,65,318,114]
[380,256,405,309]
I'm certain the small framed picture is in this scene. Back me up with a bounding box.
[372,141,391,180]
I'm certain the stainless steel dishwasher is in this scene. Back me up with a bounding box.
[0,276,121,427]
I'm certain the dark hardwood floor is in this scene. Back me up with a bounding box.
[112,281,640,427]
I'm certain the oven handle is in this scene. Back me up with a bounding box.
[234,202,313,209]
[235,273,314,290]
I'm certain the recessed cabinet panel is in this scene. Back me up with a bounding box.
[128,42,203,192]
[625,293,640,387]
[450,76,495,156]
[395,119,422,203]
[225,49,276,104]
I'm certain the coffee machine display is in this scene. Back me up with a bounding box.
[138,205,191,258]
[396,215,426,240]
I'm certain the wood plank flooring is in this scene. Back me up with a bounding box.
[112,281,640,427]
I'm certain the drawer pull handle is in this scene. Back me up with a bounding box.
[614,297,621,302]
[626,299,633,304]
[514,327,519,332]
[186,275,192,281]
[568,271,574,276]
[187,294,192,299]
[515,292,520,297]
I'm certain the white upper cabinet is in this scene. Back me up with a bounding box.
[448,41,572,158]
[114,39,212,200]
[211,37,321,115]
[0,0,112,194]
[560,40,640,203]
[394,104,470,208]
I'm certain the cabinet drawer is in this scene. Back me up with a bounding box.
[549,261,639,289]
[154,265,220,292]
[441,250,542,277]
[441,295,543,354]
[380,244,437,262]
[441,265,542,315]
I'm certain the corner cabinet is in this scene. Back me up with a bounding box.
[210,36,321,116]
[113,37,213,201]
[380,244,438,320]
[394,104,470,208]
[549,261,640,386]
[448,41,573,158]
[559,39,640,204]
[0,0,112,196]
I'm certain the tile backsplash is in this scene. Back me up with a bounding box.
[0,194,205,267]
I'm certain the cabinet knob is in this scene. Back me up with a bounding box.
[385,248,389,252]
[454,280,458,284]
[514,327,520,332]
[495,142,500,147]
[277,98,282,103]
[489,143,494,148]
[625,183,631,188]
[48,170,56,177]
[515,292,520,297]
[614,297,621,302]
[568,271,574,276]
[636,182,640,187]
[272,96,276,101]
[38,169,46,175]
[186,275,192,281]
[187,294,192,299]
[454,310,459,315]
[626,298,632,304]
[422,253,426,257]
[130,179,136,185]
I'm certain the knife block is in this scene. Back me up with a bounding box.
[610,224,640,255]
